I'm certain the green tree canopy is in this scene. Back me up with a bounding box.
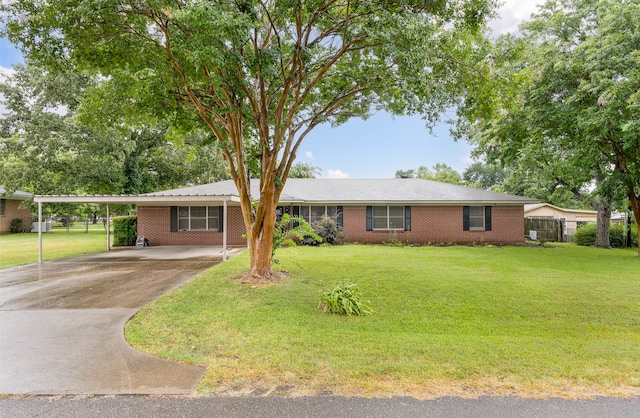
[288,162,321,179]
[2,0,499,277]
[0,64,229,196]
[465,0,639,251]
[396,163,463,185]
[462,162,508,190]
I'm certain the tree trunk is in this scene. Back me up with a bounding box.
[237,176,280,280]
[629,191,640,257]
[594,203,612,249]
[248,199,277,279]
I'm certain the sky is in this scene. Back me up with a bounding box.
[0,0,543,179]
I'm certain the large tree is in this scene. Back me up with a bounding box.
[3,0,498,278]
[0,64,229,195]
[466,0,640,252]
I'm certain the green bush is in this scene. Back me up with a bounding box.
[10,218,23,233]
[112,216,137,246]
[272,214,321,263]
[319,283,372,316]
[312,216,342,245]
[574,222,638,248]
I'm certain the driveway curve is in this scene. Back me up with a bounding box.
[0,246,241,395]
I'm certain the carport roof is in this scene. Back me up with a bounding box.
[33,193,239,204]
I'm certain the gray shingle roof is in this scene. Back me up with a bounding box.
[150,179,538,205]
[0,187,32,200]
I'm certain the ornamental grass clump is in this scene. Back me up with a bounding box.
[319,283,372,316]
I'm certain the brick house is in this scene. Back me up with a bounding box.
[136,178,538,247]
[0,187,32,234]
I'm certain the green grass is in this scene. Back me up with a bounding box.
[0,223,109,268]
[125,244,640,399]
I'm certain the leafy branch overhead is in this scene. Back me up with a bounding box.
[2,0,500,277]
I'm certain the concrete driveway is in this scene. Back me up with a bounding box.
[0,246,243,395]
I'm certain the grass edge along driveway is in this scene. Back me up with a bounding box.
[125,244,640,399]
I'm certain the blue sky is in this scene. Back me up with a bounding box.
[0,1,540,179]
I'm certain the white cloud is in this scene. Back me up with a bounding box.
[0,66,16,80]
[489,0,545,36]
[460,155,475,168]
[305,151,314,160]
[327,169,349,179]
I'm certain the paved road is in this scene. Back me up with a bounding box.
[0,247,240,395]
[0,395,639,418]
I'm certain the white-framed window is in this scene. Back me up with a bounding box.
[298,205,338,223]
[372,206,404,230]
[177,206,219,231]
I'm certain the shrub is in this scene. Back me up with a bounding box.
[272,214,321,263]
[112,216,137,246]
[10,218,23,233]
[319,284,372,316]
[574,222,638,248]
[312,216,342,245]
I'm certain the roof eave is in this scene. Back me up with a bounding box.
[34,194,237,205]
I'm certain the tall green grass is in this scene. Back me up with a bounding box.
[126,244,640,398]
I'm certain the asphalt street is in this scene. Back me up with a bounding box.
[1,395,639,418]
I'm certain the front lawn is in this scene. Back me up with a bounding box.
[125,244,640,399]
[0,223,109,269]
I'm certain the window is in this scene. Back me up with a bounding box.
[468,206,484,230]
[0,199,5,216]
[297,206,338,223]
[463,206,492,231]
[175,206,220,231]
[368,206,406,230]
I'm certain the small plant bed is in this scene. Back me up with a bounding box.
[126,244,640,399]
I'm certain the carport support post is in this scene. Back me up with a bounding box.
[106,204,111,251]
[223,200,228,261]
[38,202,43,264]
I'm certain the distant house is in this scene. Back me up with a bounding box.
[134,178,538,246]
[524,203,597,239]
[0,187,32,234]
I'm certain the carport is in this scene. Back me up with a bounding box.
[33,192,239,263]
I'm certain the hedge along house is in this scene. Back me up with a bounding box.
[136,178,538,247]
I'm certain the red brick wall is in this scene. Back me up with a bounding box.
[137,205,247,246]
[341,206,524,245]
[137,204,524,246]
[0,199,32,234]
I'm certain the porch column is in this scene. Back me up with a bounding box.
[223,200,228,261]
[106,204,111,251]
[38,202,43,264]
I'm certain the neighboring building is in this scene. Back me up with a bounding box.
[524,203,597,239]
[135,178,538,246]
[0,187,32,234]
